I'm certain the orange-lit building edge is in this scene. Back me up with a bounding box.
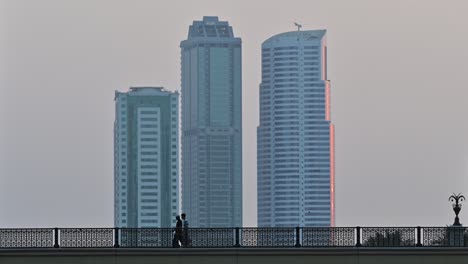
[330,124,335,227]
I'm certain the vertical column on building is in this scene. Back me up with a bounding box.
[115,94,128,227]
[137,107,161,227]
[170,94,179,221]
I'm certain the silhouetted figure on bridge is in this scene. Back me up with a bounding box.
[181,213,190,247]
[173,215,182,248]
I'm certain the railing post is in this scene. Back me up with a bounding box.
[54,227,59,248]
[416,226,422,247]
[235,227,240,247]
[355,226,361,247]
[114,227,120,248]
[295,227,301,247]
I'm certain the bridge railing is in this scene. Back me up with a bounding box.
[302,227,355,247]
[1,227,468,248]
[59,228,114,248]
[0,228,54,248]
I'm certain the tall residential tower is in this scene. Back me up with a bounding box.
[181,16,242,227]
[257,30,335,227]
[114,87,179,228]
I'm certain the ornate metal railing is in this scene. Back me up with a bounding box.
[60,228,114,248]
[2,227,468,248]
[0,228,54,248]
[120,228,173,248]
[241,227,296,247]
[302,227,355,247]
[422,227,467,247]
[187,228,235,248]
[361,227,416,247]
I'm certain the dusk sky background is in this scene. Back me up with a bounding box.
[1,0,467,227]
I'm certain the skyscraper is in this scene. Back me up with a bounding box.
[181,16,242,227]
[114,87,179,228]
[257,30,334,227]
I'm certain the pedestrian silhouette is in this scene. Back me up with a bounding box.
[172,215,182,248]
[181,213,190,247]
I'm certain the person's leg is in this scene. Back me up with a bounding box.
[173,233,180,248]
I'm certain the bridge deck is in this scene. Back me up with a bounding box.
[2,247,468,264]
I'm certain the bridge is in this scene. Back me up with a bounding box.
[1,227,468,263]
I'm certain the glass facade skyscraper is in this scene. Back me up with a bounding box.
[114,87,179,228]
[181,16,242,227]
[257,30,335,227]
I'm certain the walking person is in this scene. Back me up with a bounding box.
[181,213,190,247]
[172,215,182,248]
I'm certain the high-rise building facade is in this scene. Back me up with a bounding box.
[114,87,179,228]
[181,16,242,227]
[257,30,335,227]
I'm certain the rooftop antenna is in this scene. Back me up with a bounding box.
[294,22,302,40]
[294,22,302,31]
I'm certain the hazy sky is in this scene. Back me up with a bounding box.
[1,0,467,228]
